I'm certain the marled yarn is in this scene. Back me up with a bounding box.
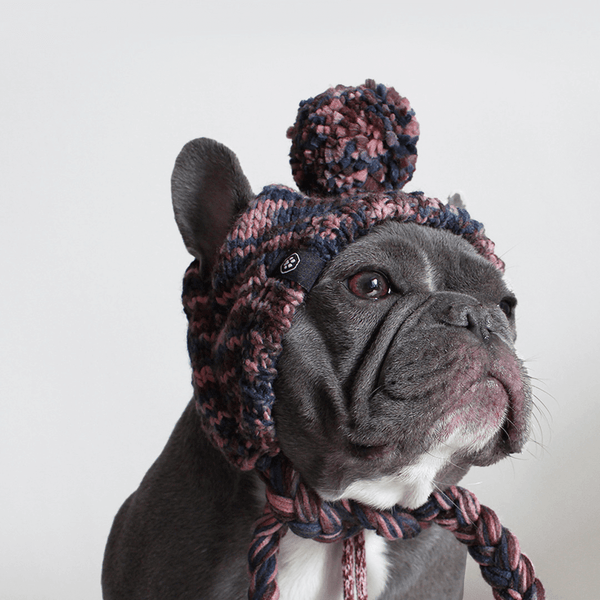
[181,81,543,600]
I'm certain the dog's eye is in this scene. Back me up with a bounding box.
[348,271,390,299]
[499,297,516,318]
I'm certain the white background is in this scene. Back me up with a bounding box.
[1,1,599,598]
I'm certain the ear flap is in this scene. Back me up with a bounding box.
[171,137,254,267]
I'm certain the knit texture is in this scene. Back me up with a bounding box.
[287,80,419,196]
[249,460,545,600]
[182,186,503,473]
[181,81,543,599]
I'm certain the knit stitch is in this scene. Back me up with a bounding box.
[181,81,543,600]
[287,80,419,196]
[182,187,503,473]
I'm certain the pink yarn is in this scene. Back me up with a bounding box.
[343,532,368,600]
[250,474,545,600]
[180,81,542,599]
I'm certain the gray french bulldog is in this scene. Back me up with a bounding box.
[102,137,531,600]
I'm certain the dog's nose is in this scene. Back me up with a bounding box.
[435,296,493,342]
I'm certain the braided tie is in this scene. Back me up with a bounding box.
[418,487,545,600]
[342,531,368,600]
[248,473,544,600]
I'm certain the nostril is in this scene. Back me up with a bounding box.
[439,304,469,327]
[466,311,490,341]
[438,302,491,342]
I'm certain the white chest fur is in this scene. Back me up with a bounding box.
[263,423,496,598]
[277,530,389,600]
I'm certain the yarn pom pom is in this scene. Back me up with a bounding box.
[287,80,419,196]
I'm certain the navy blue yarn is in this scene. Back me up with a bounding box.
[189,183,486,349]
[187,184,497,480]
[262,461,543,599]
[289,83,419,194]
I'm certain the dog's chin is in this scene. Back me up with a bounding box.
[283,361,530,512]
[319,469,440,510]
[316,417,514,511]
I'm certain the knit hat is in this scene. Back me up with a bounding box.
[178,81,543,600]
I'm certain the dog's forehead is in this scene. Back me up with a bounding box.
[324,220,482,268]
[321,220,508,294]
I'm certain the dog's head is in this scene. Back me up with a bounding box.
[172,81,532,511]
[273,220,530,509]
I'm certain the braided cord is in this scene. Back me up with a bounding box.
[247,474,544,600]
[343,532,368,600]
[424,487,545,600]
[248,506,287,600]
[182,184,528,600]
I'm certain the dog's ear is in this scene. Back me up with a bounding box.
[447,191,466,209]
[171,137,254,269]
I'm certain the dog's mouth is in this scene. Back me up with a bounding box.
[345,341,531,470]
[481,345,531,455]
[324,366,530,510]
[276,310,532,510]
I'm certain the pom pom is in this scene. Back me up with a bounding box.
[287,80,419,196]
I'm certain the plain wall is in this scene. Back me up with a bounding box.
[1,1,598,598]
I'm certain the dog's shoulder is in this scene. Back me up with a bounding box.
[382,525,466,600]
[102,400,264,600]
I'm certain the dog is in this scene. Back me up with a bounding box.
[101,133,531,600]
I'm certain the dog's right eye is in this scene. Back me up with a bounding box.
[347,271,390,299]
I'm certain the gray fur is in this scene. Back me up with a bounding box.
[171,137,253,265]
[103,140,530,600]
[272,222,524,504]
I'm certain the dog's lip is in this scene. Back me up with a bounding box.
[487,357,530,454]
